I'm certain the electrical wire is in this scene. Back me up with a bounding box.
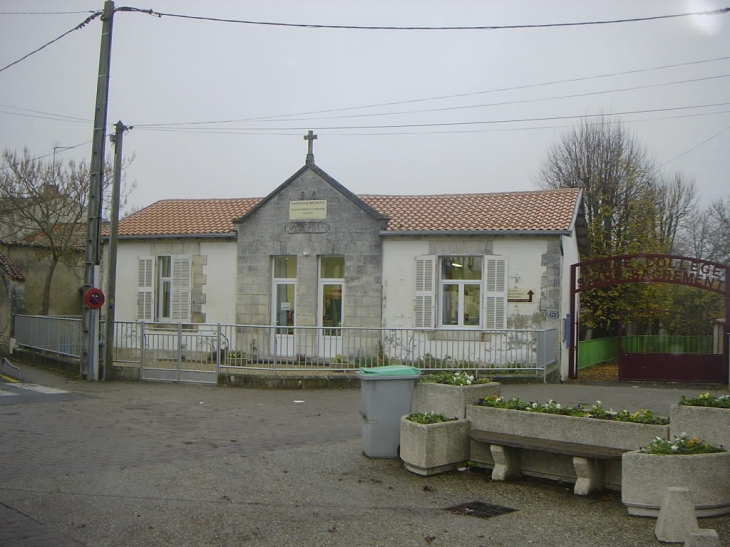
[132,108,730,137]
[133,55,730,128]
[0,11,102,73]
[133,101,730,133]
[0,10,97,15]
[659,124,730,167]
[0,140,93,171]
[246,74,730,123]
[122,5,730,31]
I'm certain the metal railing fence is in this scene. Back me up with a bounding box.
[13,315,558,382]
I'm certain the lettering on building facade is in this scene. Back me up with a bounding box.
[286,221,330,234]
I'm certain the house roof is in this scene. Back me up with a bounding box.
[118,188,582,237]
[118,198,261,237]
[0,251,25,282]
[359,188,581,233]
[22,223,90,251]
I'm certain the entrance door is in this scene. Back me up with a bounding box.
[272,257,297,358]
[319,257,344,359]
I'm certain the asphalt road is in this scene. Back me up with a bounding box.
[2,364,729,547]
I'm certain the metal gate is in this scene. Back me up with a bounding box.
[140,325,225,384]
[618,309,726,384]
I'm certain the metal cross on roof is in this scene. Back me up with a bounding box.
[304,130,317,165]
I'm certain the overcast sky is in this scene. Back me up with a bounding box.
[1,0,728,213]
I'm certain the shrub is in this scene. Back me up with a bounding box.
[406,412,457,424]
[679,393,730,409]
[642,434,725,455]
[421,371,491,386]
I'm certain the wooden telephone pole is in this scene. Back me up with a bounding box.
[81,0,115,380]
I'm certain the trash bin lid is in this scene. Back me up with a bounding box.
[358,365,420,376]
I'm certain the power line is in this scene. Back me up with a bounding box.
[249,74,730,123]
[0,11,102,73]
[133,101,730,132]
[0,10,97,15]
[0,104,92,123]
[0,140,93,171]
[124,5,730,31]
[659,124,730,167]
[132,108,730,137]
[134,55,730,128]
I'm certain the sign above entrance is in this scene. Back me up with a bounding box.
[290,200,327,220]
[577,255,726,295]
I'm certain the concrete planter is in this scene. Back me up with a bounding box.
[670,404,730,450]
[465,405,669,450]
[465,405,670,489]
[622,450,730,517]
[399,416,470,476]
[412,381,501,419]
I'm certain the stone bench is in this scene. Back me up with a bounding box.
[469,430,628,495]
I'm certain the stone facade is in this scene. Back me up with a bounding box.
[234,165,388,330]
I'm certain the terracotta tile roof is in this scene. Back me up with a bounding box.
[118,198,261,237]
[361,188,581,232]
[118,189,581,237]
[0,251,25,281]
[22,223,89,251]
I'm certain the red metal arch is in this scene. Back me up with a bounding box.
[569,254,729,380]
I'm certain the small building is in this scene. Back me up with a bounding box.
[109,142,586,379]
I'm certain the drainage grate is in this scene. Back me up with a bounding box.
[446,501,517,519]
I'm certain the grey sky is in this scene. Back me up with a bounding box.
[1,0,728,212]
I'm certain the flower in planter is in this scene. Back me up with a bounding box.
[406,411,457,424]
[422,371,491,386]
[477,396,669,425]
[679,392,730,408]
[642,433,725,455]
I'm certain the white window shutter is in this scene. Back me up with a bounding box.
[414,255,436,328]
[137,256,155,321]
[484,257,507,329]
[171,255,192,322]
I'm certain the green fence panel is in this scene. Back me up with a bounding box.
[578,337,619,369]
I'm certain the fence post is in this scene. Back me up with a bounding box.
[177,322,182,382]
[139,321,145,381]
[216,324,221,377]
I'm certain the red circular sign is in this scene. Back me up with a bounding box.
[84,288,106,309]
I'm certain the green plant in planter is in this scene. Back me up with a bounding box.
[679,392,730,408]
[477,396,669,425]
[642,433,725,455]
[422,371,491,386]
[406,411,457,424]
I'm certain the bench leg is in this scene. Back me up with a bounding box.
[572,457,604,496]
[490,444,520,481]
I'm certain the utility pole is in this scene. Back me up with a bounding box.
[103,121,127,381]
[82,0,115,381]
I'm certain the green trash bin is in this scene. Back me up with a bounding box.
[357,365,421,458]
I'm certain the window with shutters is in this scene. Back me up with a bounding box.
[414,255,507,329]
[137,255,192,322]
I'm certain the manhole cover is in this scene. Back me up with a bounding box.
[446,501,517,519]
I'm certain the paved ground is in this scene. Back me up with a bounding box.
[2,363,730,546]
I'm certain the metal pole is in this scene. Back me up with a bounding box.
[82,0,115,380]
[103,121,126,380]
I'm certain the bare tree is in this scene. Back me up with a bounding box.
[706,197,730,264]
[537,115,658,257]
[0,148,133,314]
[653,171,697,254]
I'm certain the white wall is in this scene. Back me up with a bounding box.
[200,240,238,324]
[109,239,237,325]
